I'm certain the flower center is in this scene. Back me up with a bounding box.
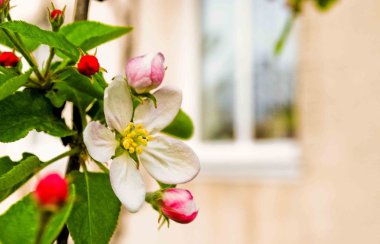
[121,122,153,154]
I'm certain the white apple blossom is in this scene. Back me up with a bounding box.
[83,76,200,212]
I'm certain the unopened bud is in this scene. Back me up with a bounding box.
[48,6,65,31]
[160,188,198,224]
[126,52,165,94]
[34,173,68,208]
[0,51,19,67]
[77,54,100,76]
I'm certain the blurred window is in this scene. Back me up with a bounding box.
[201,0,296,141]
[198,0,299,178]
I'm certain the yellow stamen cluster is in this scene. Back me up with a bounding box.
[122,122,153,154]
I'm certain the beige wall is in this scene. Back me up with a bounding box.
[112,0,380,244]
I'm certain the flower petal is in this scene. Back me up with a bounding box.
[140,135,200,184]
[134,87,182,134]
[83,121,118,162]
[110,154,145,213]
[104,76,133,133]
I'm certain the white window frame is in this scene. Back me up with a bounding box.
[181,0,300,180]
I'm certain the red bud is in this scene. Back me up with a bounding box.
[77,55,100,76]
[0,52,19,67]
[50,9,63,19]
[34,173,68,207]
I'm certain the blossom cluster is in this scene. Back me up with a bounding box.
[80,52,199,223]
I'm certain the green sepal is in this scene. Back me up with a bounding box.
[157,181,176,190]
[138,92,157,108]
[112,146,125,159]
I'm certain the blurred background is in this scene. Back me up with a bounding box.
[2,0,380,243]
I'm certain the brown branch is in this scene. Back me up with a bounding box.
[74,0,90,21]
[56,1,91,243]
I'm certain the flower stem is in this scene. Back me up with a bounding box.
[36,210,52,244]
[44,48,55,78]
[42,147,81,168]
[93,159,109,173]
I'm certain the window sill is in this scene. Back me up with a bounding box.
[190,139,300,180]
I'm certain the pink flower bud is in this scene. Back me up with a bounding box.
[125,52,165,93]
[0,52,19,67]
[160,188,198,224]
[34,173,68,207]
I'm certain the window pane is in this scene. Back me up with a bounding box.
[253,0,297,139]
[201,0,235,140]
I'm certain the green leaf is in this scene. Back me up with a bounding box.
[93,72,108,89]
[0,29,40,51]
[0,186,75,244]
[0,70,32,101]
[87,100,105,123]
[162,109,194,139]
[59,21,132,51]
[0,195,39,244]
[57,68,104,100]
[0,21,79,60]
[67,172,121,244]
[40,185,76,244]
[0,89,75,142]
[315,0,337,10]
[0,154,41,191]
[0,153,39,201]
[0,156,15,201]
[0,66,19,76]
[46,81,95,115]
